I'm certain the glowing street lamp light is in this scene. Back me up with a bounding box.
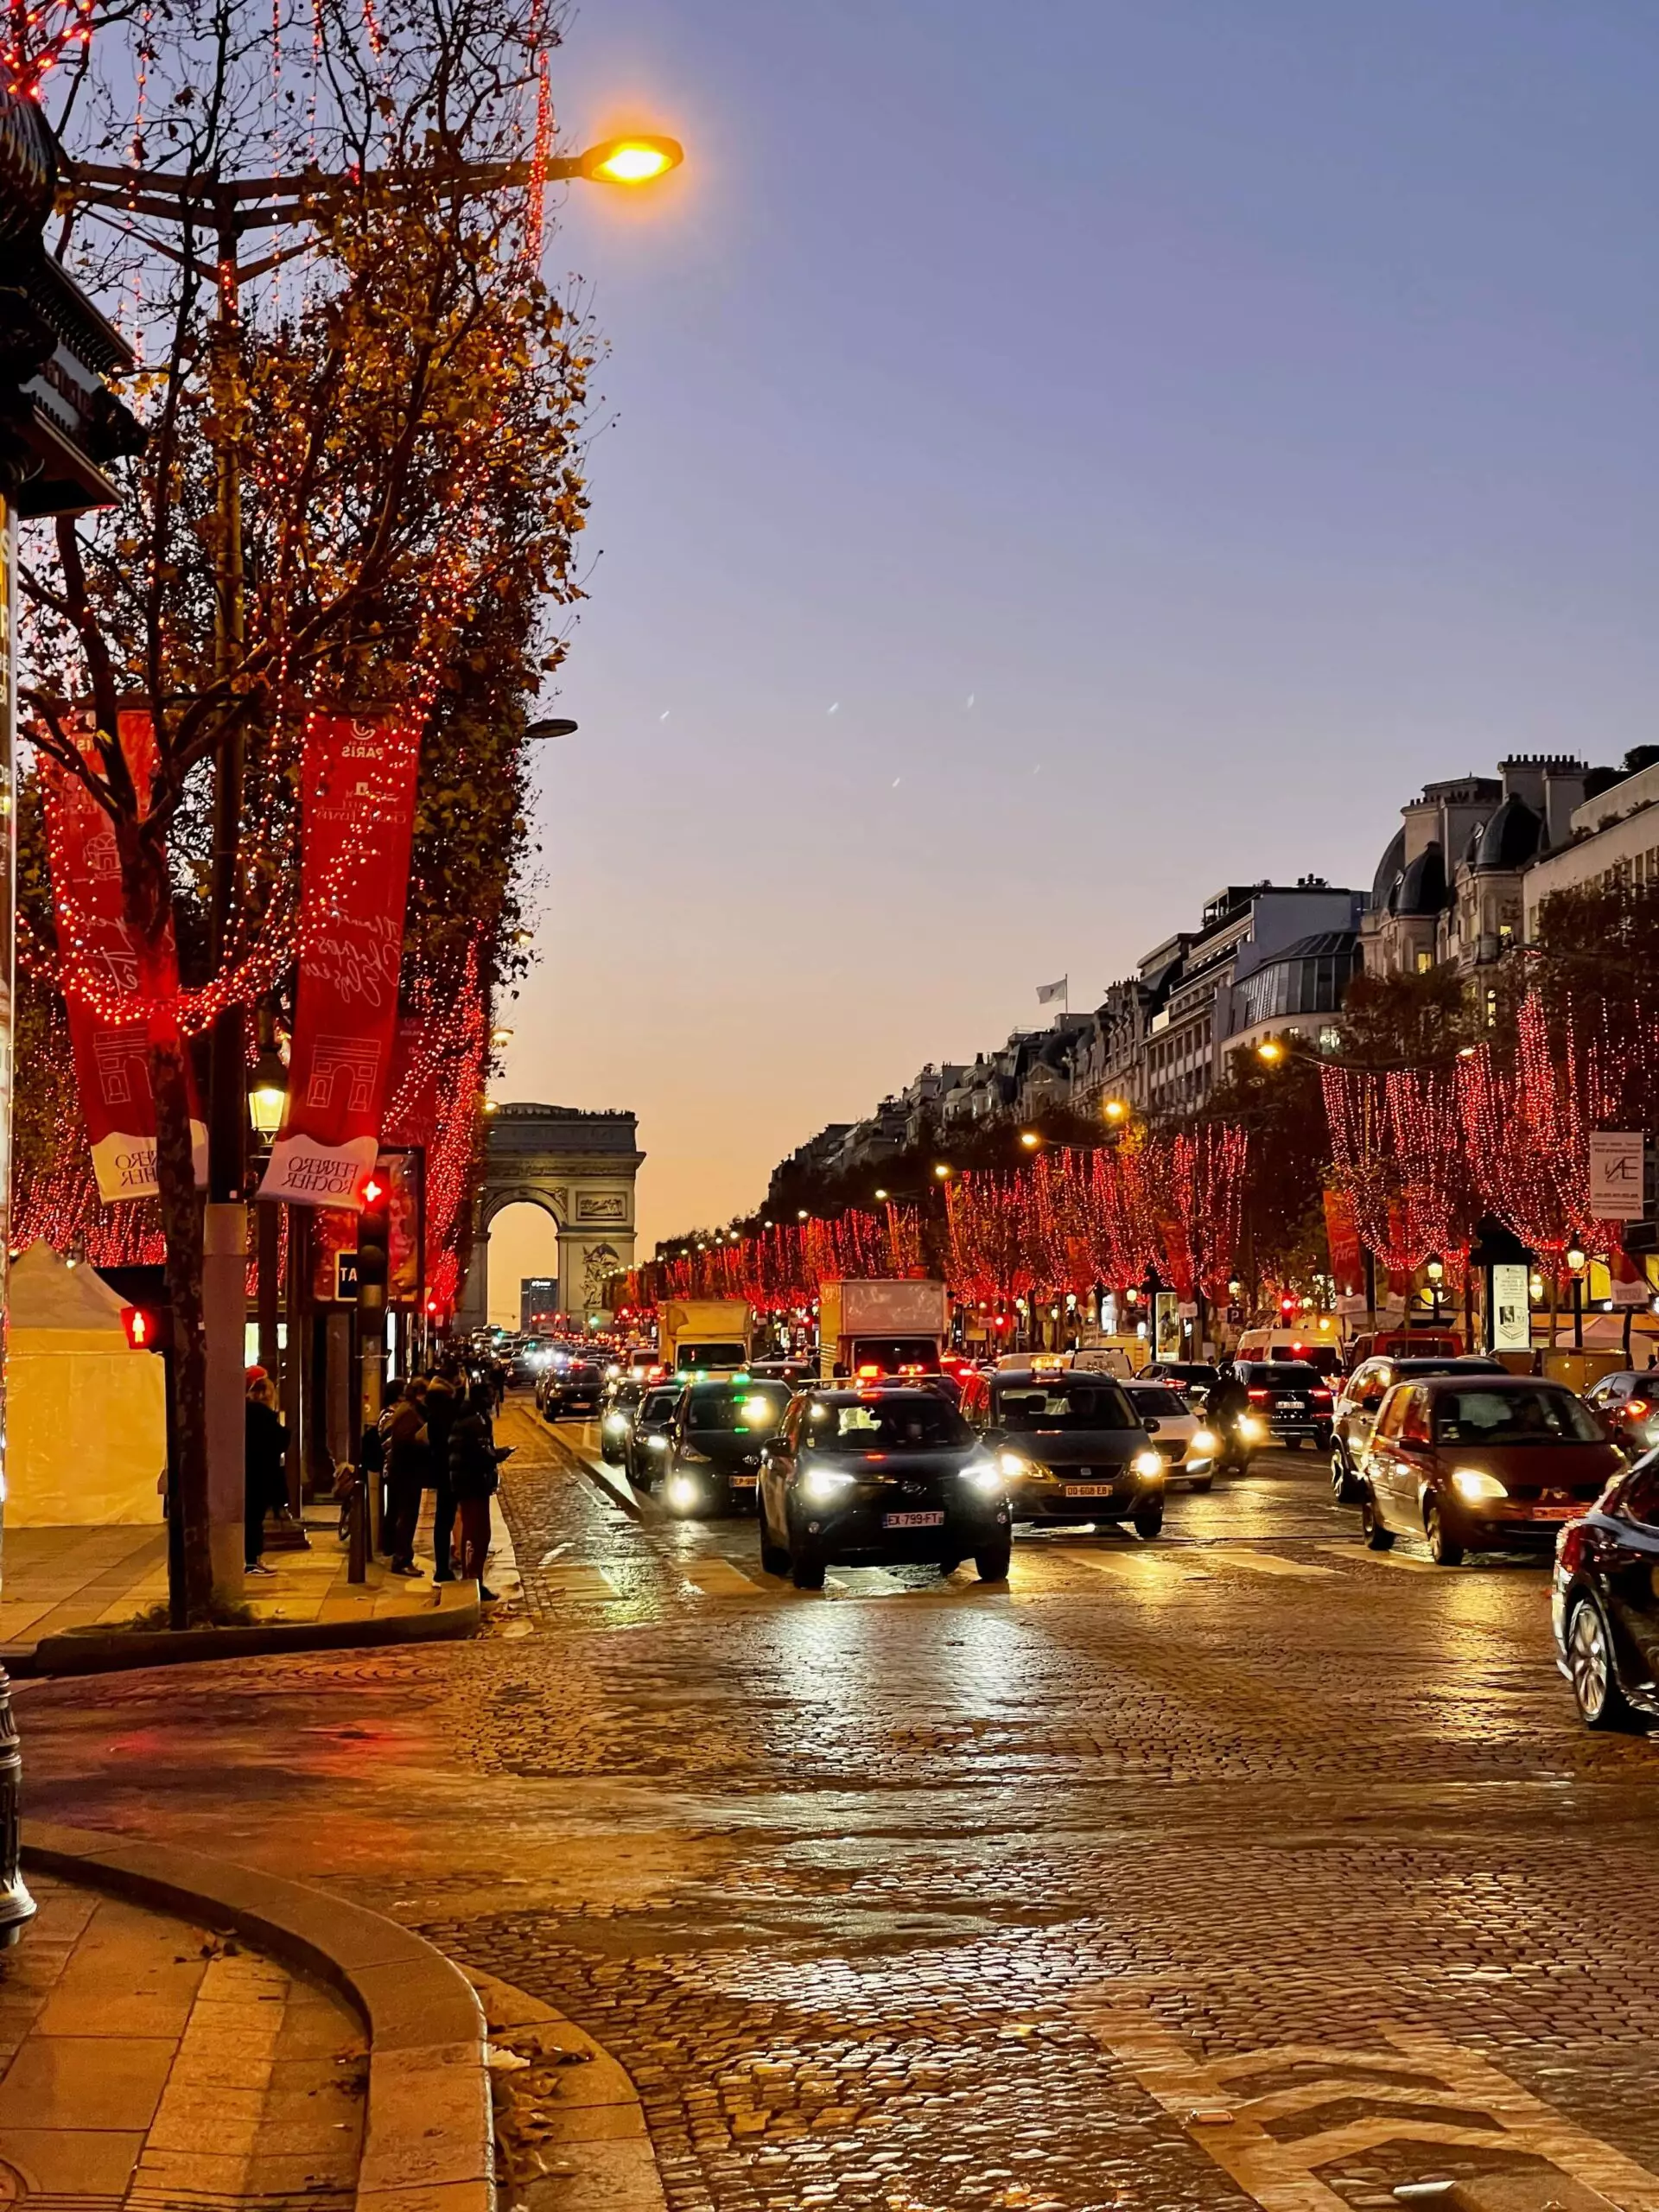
[1256,1039,1286,1065]
[1019,1130,1041,1149]
[1424,1251,1445,1326]
[576,135,683,186]
[247,1042,289,1142]
[1103,1099,1128,1124]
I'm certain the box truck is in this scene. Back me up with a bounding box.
[658,1300,753,1376]
[818,1279,950,1380]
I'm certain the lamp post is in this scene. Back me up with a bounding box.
[1424,1252,1445,1331]
[1567,1238,1588,1353]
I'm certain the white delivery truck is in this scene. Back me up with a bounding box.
[658,1300,753,1376]
[818,1279,950,1380]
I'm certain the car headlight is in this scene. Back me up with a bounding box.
[801,1465,856,1505]
[962,1458,1005,1496]
[645,1434,670,1452]
[1237,1414,1265,1443]
[1191,1429,1218,1455]
[1452,1467,1507,1502]
[997,1450,1031,1478]
[1132,1448,1165,1480]
[603,1413,630,1433]
[666,1475,701,1511]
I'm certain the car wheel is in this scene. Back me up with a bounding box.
[938,1555,962,1575]
[1360,1492,1393,1550]
[1188,1474,1214,1493]
[974,1538,1012,1582]
[1283,1433,1302,1451]
[1567,1596,1638,1732]
[1132,1502,1164,1541]
[789,1534,826,1592]
[1314,1425,1332,1452]
[1425,1499,1465,1567]
[758,1504,790,1580]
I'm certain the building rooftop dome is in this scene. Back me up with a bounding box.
[1390,842,1447,917]
[1476,793,1542,870]
[1370,827,1406,911]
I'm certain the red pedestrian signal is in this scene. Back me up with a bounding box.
[1279,1294,1297,1319]
[121,1305,173,1353]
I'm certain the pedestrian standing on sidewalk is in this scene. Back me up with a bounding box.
[423,1373,461,1582]
[382,1378,430,1576]
[449,1380,512,1602]
[245,1377,288,1576]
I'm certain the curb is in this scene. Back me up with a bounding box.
[22,1820,493,2212]
[541,1424,643,1522]
[8,1581,480,1679]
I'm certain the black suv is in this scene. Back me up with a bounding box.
[759,1388,1010,1589]
[1233,1360,1334,1450]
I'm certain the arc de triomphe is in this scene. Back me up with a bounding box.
[454,1103,643,1334]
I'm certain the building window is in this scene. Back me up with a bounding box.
[1415,950,1433,974]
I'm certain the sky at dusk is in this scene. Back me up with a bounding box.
[486,0,1659,1317]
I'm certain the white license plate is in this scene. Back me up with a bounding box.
[1065,1484,1115,1497]
[1281,1400,1306,1411]
[884,1510,944,1529]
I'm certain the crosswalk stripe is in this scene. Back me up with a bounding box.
[1200,1548,1336,1580]
[683,1559,766,1598]
[540,1565,618,1600]
[1067,1548,1188,1582]
[1315,1541,1437,1573]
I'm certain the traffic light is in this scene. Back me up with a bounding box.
[121,1304,173,1353]
[1279,1294,1297,1320]
[357,1170,391,1294]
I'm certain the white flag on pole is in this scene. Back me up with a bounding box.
[1036,977,1068,1007]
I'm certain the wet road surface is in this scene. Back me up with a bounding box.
[17,1395,1659,2212]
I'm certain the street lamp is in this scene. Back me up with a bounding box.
[247,1041,289,1143]
[1424,1252,1445,1328]
[1567,1238,1589,1351]
[1103,1099,1128,1124]
[874,1188,888,1202]
[1256,1039,1286,1065]
[934,1163,953,1180]
[1019,1131,1041,1150]
[577,135,684,185]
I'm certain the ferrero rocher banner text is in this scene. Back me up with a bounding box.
[41,711,207,1202]
[260,712,419,1210]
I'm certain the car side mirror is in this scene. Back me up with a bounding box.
[1142,1417,1161,1435]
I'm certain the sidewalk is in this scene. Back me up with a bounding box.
[0,1866,365,2205]
[0,1505,480,1675]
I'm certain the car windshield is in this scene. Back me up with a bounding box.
[640,1389,681,1421]
[571,1366,601,1384]
[806,1398,973,1452]
[679,1343,747,1371]
[1432,1388,1604,1446]
[685,1385,791,1435]
[1128,1387,1189,1418]
[992,1382,1136,1430]
[1250,1365,1325,1389]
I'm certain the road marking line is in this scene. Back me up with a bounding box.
[1199,1548,1336,1580]
[1067,1549,1187,1582]
[683,1559,766,1598]
[539,1565,618,1600]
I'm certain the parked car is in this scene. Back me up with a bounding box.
[1552,1452,1659,1728]
[1231,1360,1335,1450]
[539,1360,605,1421]
[960,1366,1167,1535]
[1357,1374,1624,1567]
[758,1387,1011,1590]
[626,1383,684,1491]
[1122,1381,1220,1491]
[596,1377,644,1465]
[659,1376,794,1517]
[1329,1355,1506,1501]
[1582,1370,1659,1460]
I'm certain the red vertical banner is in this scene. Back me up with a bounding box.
[260,712,419,1209]
[1321,1187,1363,1299]
[41,711,207,1202]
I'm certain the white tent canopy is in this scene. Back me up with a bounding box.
[8,1242,167,1526]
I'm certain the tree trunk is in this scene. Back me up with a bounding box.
[150,1034,213,1624]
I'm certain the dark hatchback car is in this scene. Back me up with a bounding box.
[1145,1361,1222,1408]
[540,1360,604,1421]
[1553,1452,1659,1729]
[759,1388,1010,1590]
[1358,1374,1624,1567]
[660,1377,794,1517]
[1233,1360,1334,1450]
[626,1383,683,1491]
[960,1368,1167,1535]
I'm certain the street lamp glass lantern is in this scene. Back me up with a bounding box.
[248,1046,288,1140]
[1567,1241,1588,1274]
[1424,1254,1445,1285]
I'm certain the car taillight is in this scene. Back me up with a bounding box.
[1248,1389,1271,1402]
[1626,1399,1650,1421]
[1311,1389,1332,1403]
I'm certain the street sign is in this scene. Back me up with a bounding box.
[1490,1262,1532,1352]
[1589,1131,1646,1220]
[334,1250,359,1301]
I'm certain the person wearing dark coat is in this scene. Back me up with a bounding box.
[449,1381,511,1601]
[423,1374,461,1581]
[245,1378,289,1574]
[381,1378,430,1575]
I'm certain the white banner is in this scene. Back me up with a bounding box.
[1490,1261,1532,1351]
[1588,1130,1645,1221]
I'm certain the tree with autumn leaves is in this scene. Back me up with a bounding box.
[15,0,595,1616]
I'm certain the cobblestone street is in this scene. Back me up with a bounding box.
[17,1398,1659,2212]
